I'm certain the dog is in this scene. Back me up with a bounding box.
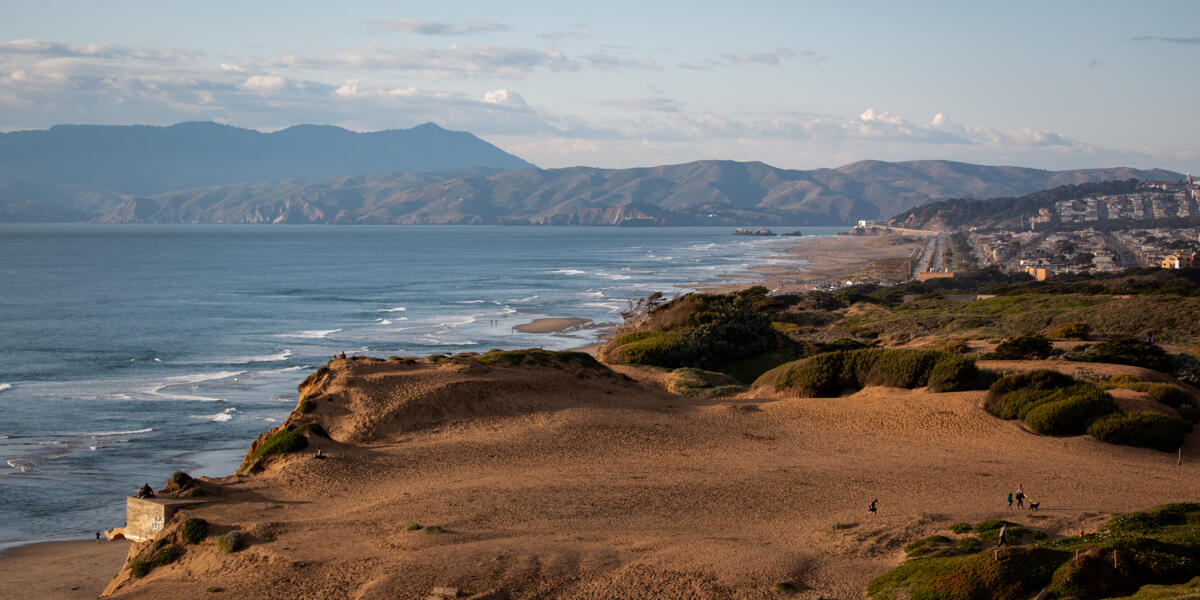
[1028,501,1040,511]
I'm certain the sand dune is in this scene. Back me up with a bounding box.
[100,356,1200,599]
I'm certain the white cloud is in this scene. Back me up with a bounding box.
[483,89,526,106]
[0,39,202,63]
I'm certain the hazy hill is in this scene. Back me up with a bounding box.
[0,121,534,197]
[93,159,1182,225]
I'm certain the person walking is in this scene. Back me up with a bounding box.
[1015,485,1025,509]
[868,498,878,516]
[996,524,1008,547]
[1007,491,1013,510]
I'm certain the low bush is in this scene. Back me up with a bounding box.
[1128,382,1196,410]
[957,537,983,554]
[1047,538,1200,599]
[773,582,796,593]
[906,535,954,557]
[217,531,242,553]
[405,523,422,531]
[1049,322,1091,340]
[992,332,1053,360]
[424,525,444,534]
[1023,392,1119,435]
[987,371,1119,435]
[247,429,309,463]
[867,546,1070,600]
[181,518,208,544]
[989,370,1077,395]
[153,545,181,566]
[764,348,988,397]
[948,522,972,534]
[297,398,315,413]
[1087,412,1192,452]
[1068,336,1172,372]
[130,559,151,579]
[1108,373,1141,386]
[1105,503,1200,533]
[606,291,779,370]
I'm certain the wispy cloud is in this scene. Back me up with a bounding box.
[1129,35,1200,45]
[540,23,590,41]
[0,39,202,62]
[678,47,822,70]
[582,53,658,70]
[365,19,510,36]
[256,45,578,78]
[599,97,682,113]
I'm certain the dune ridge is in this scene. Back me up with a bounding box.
[99,352,1199,599]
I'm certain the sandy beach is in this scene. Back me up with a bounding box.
[701,232,930,295]
[91,356,1198,599]
[512,317,593,334]
[0,539,129,600]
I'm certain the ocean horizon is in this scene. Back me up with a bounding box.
[0,223,840,545]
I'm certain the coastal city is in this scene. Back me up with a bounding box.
[841,176,1200,285]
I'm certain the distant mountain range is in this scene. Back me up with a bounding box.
[0,121,533,196]
[0,121,1183,225]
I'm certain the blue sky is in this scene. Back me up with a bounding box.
[2,0,1197,171]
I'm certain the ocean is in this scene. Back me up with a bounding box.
[0,224,836,545]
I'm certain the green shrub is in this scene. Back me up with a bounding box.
[1179,404,1200,424]
[766,348,988,397]
[217,531,242,553]
[773,581,796,593]
[867,546,1070,600]
[170,471,194,487]
[1109,373,1141,386]
[247,428,309,463]
[130,559,151,579]
[993,332,1053,359]
[1050,322,1091,340]
[957,536,983,554]
[297,398,315,414]
[989,369,1077,395]
[948,522,972,534]
[424,525,444,534]
[906,535,954,557]
[181,518,208,544]
[1105,503,1200,533]
[1047,538,1200,599]
[1087,412,1192,452]
[1128,383,1196,410]
[1023,392,1119,435]
[153,545,181,566]
[927,354,990,391]
[405,523,422,531]
[1070,336,1173,372]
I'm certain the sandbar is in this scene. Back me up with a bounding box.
[513,317,592,334]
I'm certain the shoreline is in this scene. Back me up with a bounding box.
[0,230,921,598]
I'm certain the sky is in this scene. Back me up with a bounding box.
[1,0,1198,172]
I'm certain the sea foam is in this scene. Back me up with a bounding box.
[279,329,341,339]
[0,383,11,393]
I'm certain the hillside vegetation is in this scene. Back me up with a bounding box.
[869,503,1200,600]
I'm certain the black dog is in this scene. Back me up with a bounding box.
[1028,502,1040,511]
